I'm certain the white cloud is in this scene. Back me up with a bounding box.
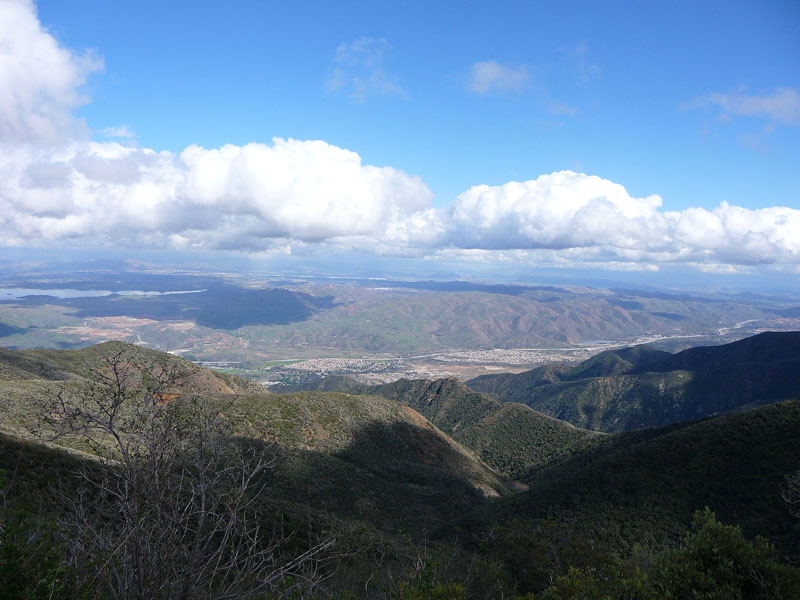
[0,139,433,249]
[442,172,666,251]
[100,125,136,139]
[0,0,102,143]
[325,37,407,102]
[468,60,530,95]
[421,171,800,267]
[3,144,799,268]
[693,87,800,126]
[1,1,799,274]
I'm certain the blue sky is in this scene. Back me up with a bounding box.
[37,0,800,209]
[1,0,799,286]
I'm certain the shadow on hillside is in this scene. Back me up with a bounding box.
[680,361,800,421]
[7,285,339,330]
[475,400,800,560]
[253,419,512,539]
[0,420,497,554]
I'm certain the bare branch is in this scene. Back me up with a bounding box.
[27,343,332,599]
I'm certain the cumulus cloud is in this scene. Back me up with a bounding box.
[0,139,433,249]
[423,171,800,266]
[2,0,799,274]
[468,60,530,95]
[2,146,799,268]
[691,87,800,126]
[325,37,407,102]
[0,0,102,143]
[442,172,666,251]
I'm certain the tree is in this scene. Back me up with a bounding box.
[37,343,332,599]
[536,508,800,600]
[784,469,800,520]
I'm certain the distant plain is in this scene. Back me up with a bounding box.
[2,263,800,387]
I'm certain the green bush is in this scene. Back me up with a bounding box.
[652,507,800,600]
[537,508,800,600]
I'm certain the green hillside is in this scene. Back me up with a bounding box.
[470,400,800,550]
[370,377,598,477]
[276,375,598,477]
[456,400,800,593]
[468,331,800,431]
[2,340,799,599]
[22,340,264,394]
[0,341,265,441]
[219,390,522,528]
[644,330,800,373]
[0,343,518,537]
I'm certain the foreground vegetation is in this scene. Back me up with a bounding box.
[1,339,798,598]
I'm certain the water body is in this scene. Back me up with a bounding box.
[0,288,206,301]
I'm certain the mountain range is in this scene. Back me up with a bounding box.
[467,331,800,431]
[1,333,798,598]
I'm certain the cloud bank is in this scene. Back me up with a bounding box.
[435,173,799,267]
[2,0,799,273]
[0,140,433,251]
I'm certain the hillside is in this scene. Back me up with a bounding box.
[0,342,519,537]
[468,331,800,431]
[463,400,800,572]
[369,377,598,477]
[2,340,799,598]
[227,390,520,499]
[217,391,524,535]
[21,340,264,394]
[643,329,800,372]
[274,374,597,477]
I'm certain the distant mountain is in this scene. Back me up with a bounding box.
[468,331,800,432]
[2,284,337,331]
[0,322,26,338]
[274,287,778,353]
[4,270,797,354]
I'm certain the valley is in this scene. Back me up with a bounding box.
[2,265,800,387]
[1,264,800,598]
[3,2,799,596]
[1,333,799,598]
